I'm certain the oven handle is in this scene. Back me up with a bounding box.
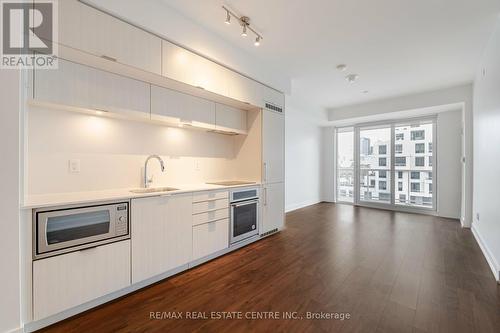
[231,199,259,208]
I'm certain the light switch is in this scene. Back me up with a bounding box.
[69,159,81,173]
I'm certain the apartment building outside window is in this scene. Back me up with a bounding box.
[415,156,425,166]
[411,130,425,140]
[336,117,435,211]
[415,143,425,153]
[395,156,406,166]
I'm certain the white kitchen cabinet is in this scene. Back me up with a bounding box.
[261,182,285,234]
[131,194,192,284]
[34,58,151,119]
[162,41,229,97]
[33,240,131,320]
[150,85,215,129]
[226,71,259,106]
[192,219,229,260]
[192,198,229,215]
[46,0,162,74]
[262,110,285,184]
[215,103,247,134]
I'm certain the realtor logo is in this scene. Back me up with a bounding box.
[1,0,58,68]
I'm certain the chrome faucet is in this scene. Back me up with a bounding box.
[144,155,165,188]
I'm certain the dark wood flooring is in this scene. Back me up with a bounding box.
[39,203,500,333]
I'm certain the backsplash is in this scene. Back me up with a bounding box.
[27,107,243,194]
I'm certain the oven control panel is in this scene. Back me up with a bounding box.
[115,204,129,236]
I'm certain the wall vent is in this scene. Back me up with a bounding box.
[260,228,278,237]
[265,103,283,113]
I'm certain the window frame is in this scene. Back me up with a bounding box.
[334,116,436,213]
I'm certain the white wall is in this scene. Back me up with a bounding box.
[472,18,500,281]
[436,110,463,219]
[0,71,22,332]
[320,127,335,202]
[327,84,473,225]
[27,107,261,194]
[284,104,323,212]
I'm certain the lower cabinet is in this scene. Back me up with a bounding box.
[131,194,192,284]
[261,182,285,234]
[192,219,229,260]
[32,240,131,320]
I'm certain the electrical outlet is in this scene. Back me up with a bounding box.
[69,159,81,173]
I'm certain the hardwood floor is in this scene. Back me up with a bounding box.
[39,203,500,333]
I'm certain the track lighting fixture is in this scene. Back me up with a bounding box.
[222,6,263,47]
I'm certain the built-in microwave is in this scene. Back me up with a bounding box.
[33,201,130,260]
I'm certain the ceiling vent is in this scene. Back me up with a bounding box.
[265,103,283,113]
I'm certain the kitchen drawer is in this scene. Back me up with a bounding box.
[192,191,229,203]
[192,208,229,226]
[192,198,229,214]
[33,240,131,320]
[192,219,229,260]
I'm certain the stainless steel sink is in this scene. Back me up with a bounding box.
[130,187,179,194]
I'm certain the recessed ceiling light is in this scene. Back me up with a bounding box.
[336,64,347,71]
[345,74,359,83]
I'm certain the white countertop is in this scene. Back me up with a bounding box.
[23,182,260,209]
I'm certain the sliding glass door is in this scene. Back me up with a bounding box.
[359,125,392,204]
[394,121,434,208]
[336,118,435,211]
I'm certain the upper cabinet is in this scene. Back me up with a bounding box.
[161,40,283,110]
[151,85,216,130]
[44,0,162,75]
[34,59,151,120]
[215,104,247,135]
[162,41,229,97]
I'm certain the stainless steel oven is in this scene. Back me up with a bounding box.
[230,187,259,244]
[33,201,130,259]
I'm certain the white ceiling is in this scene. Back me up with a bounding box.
[159,0,500,110]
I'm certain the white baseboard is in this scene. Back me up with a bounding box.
[285,199,321,213]
[471,223,500,283]
[5,327,23,333]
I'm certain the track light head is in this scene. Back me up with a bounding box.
[225,10,231,24]
[254,36,261,46]
[241,24,247,37]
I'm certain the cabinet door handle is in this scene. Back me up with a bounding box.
[263,162,267,182]
[101,55,117,62]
